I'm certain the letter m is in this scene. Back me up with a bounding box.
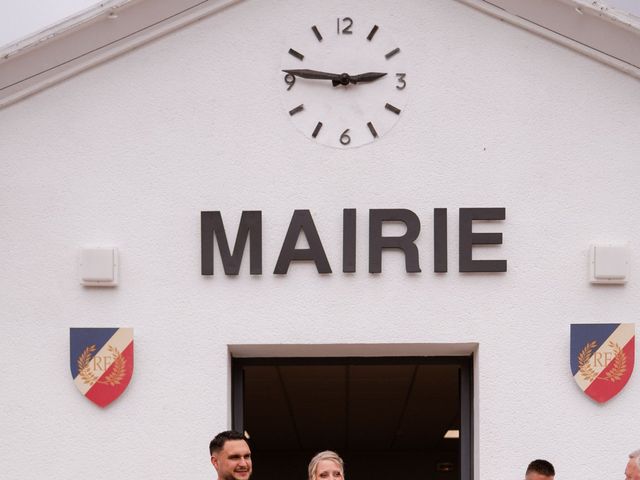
[201,211,262,275]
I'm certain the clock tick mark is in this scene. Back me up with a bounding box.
[367,122,378,138]
[367,25,379,41]
[289,104,304,116]
[288,48,304,61]
[312,25,323,42]
[312,122,323,138]
[385,47,400,59]
[385,103,401,115]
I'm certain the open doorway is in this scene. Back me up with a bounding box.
[232,356,473,480]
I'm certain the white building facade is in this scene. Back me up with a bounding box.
[1,1,639,479]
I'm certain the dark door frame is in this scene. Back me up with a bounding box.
[232,355,474,480]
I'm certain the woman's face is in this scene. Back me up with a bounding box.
[315,460,343,480]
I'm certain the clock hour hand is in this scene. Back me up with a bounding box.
[350,72,387,84]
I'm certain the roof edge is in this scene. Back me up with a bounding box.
[0,0,638,110]
[0,0,136,59]
[459,0,640,78]
[572,0,640,33]
[0,0,244,109]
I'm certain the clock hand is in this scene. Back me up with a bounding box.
[350,72,387,84]
[282,69,342,82]
[283,69,387,87]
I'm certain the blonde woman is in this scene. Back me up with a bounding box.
[308,450,344,480]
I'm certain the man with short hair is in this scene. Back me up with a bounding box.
[209,430,252,480]
[525,459,555,480]
[626,450,640,480]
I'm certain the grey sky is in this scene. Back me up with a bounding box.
[0,0,97,48]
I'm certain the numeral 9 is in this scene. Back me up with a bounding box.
[284,73,296,90]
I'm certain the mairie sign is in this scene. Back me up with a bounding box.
[70,328,134,407]
[570,323,635,403]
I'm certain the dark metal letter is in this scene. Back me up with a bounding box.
[369,209,421,273]
[434,208,447,273]
[459,208,507,272]
[343,209,356,273]
[201,211,262,275]
[274,210,332,274]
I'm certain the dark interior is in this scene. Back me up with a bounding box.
[237,359,464,480]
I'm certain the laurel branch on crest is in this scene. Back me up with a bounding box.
[77,344,127,387]
[577,340,627,383]
[603,341,626,382]
[578,341,598,382]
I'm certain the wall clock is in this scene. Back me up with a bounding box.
[281,17,408,148]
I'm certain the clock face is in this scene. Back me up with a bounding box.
[281,17,408,148]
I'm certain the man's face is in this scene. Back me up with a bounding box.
[525,473,554,480]
[625,458,640,480]
[211,439,252,480]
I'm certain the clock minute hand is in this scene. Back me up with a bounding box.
[282,69,342,82]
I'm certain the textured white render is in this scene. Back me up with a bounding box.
[1,0,639,479]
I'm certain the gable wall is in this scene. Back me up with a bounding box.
[1,0,639,478]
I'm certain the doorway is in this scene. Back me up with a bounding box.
[232,356,473,480]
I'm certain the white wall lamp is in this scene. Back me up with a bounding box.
[79,247,119,287]
[589,244,629,284]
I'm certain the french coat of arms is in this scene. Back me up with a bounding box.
[570,323,634,403]
[70,328,134,407]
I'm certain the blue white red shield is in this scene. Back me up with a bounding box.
[70,328,134,407]
[570,323,634,403]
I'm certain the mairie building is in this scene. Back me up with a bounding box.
[1,1,639,479]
